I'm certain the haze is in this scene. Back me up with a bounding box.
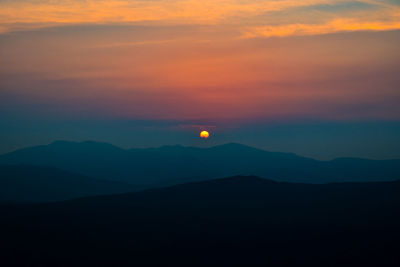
[1,0,400,159]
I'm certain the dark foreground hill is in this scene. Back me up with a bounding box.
[1,140,400,186]
[0,165,137,202]
[1,176,400,266]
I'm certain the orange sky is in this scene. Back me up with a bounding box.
[1,0,400,35]
[0,0,400,121]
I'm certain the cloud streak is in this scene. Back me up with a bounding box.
[1,1,399,124]
[0,0,399,37]
[242,17,400,38]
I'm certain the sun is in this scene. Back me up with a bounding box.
[200,130,210,139]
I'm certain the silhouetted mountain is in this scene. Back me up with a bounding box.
[1,176,400,266]
[1,141,400,186]
[0,164,137,202]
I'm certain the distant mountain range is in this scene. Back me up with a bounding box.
[0,164,137,202]
[1,141,399,187]
[1,176,400,266]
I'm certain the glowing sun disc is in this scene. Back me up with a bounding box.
[200,131,210,139]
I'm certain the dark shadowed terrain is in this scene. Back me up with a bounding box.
[0,164,137,202]
[1,176,400,266]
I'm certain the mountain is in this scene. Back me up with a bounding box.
[1,140,400,186]
[1,176,400,266]
[0,164,137,202]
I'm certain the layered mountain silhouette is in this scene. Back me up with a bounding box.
[1,176,400,266]
[1,140,399,187]
[0,164,137,202]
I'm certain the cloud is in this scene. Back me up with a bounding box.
[242,18,400,38]
[1,2,400,123]
[0,0,399,37]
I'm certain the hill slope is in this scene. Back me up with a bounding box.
[0,164,137,202]
[1,141,400,186]
[1,176,400,266]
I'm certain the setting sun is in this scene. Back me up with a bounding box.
[200,131,210,139]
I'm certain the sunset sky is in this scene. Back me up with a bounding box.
[1,0,400,159]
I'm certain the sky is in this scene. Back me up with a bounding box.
[0,0,400,159]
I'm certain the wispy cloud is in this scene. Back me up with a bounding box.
[242,17,400,38]
[1,0,399,37]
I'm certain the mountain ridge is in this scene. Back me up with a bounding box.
[64,174,400,204]
[0,164,138,202]
[1,175,400,266]
[1,140,399,186]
